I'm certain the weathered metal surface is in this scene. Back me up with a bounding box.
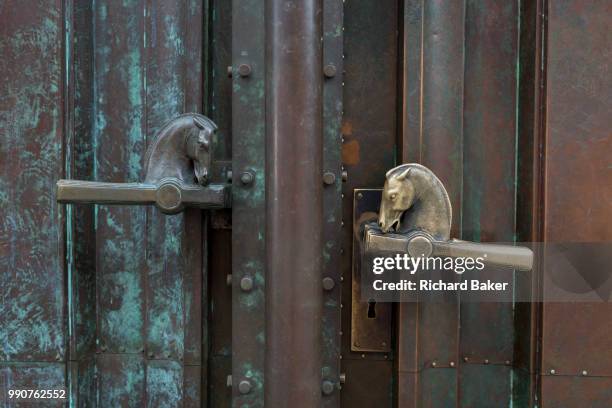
[231,0,266,405]
[0,0,66,367]
[341,360,394,408]
[70,0,97,372]
[322,0,344,405]
[398,1,465,405]
[207,1,233,406]
[209,227,232,407]
[541,376,612,407]
[0,363,66,407]
[460,0,520,404]
[74,1,207,405]
[539,0,612,404]
[352,190,392,353]
[459,365,511,407]
[97,354,145,406]
[265,0,323,405]
[515,0,546,405]
[342,1,398,406]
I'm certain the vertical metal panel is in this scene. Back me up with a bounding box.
[525,0,612,405]
[209,227,232,407]
[540,1,612,405]
[322,0,344,405]
[265,0,323,405]
[209,1,233,406]
[0,0,66,365]
[399,0,464,405]
[515,0,546,404]
[71,0,97,364]
[93,0,147,356]
[459,1,519,406]
[210,0,232,162]
[90,1,206,404]
[415,7,464,405]
[342,1,398,406]
[231,0,266,406]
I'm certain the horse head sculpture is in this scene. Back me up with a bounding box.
[378,163,452,241]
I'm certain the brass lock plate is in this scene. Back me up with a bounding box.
[351,189,392,353]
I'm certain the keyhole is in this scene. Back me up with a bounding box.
[367,300,376,319]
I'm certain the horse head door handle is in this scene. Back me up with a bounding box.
[57,114,230,214]
[367,163,533,271]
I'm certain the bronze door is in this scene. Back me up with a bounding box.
[1,1,610,407]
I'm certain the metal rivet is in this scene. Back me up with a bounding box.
[505,360,511,365]
[238,380,252,395]
[339,373,346,384]
[361,354,366,359]
[449,361,455,367]
[240,171,254,185]
[240,276,254,292]
[323,172,336,185]
[226,375,233,387]
[484,359,490,364]
[463,356,469,362]
[227,66,233,78]
[322,277,335,291]
[582,370,588,376]
[226,274,233,287]
[550,369,556,375]
[432,361,437,368]
[341,170,348,182]
[323,64,337,78]
[356,192,363,200]
[238,63,252,77]
[321,380,335,395]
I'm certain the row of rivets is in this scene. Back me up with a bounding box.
[228,64,340,79]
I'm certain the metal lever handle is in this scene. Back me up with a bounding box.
[57,114,230,214]
[431,239,533,271]
[404,233,533,271]
[57,178,229,214]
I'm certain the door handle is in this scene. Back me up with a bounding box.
[367,163,533,271]
[363,227,533,272]
[56,114,230,213]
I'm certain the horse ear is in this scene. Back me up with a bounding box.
[395,166,411,180]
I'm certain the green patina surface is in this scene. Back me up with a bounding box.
[1,1,208,405]
[0,2,65,369]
